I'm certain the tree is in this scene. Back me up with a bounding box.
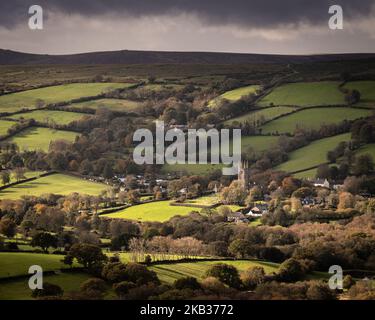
[13,167,26,182]
[30,232,58,253]
[205,263,241,289]
[241,266,266,290]
[174,277,201,290]
[0,218,16,238]
[80,278,107,299]
[67,243,108,269]
[306,281,336,300]
[353,154,374,176]
[1,171,10,186]
[228,239,251,259]
[103,163,114,179]
[277,258,306,282]
[338,192,355,210]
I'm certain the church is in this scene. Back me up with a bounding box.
[238,160,251,189]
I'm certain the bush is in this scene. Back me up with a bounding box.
[174,277,201,290]
[306,281,337,300]
[241,267,266,290]
[206,264,241,289]
[277,258,306,282]
[31,283,63,298]
[80,278,107,294]
[113,281,136,297]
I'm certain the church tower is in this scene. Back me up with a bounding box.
[238,160,250,189]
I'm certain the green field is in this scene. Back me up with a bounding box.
[0,252,76,279]
[0,173,108,199]
[6,127,79,152]
[101,200,196,222]
[10,110,88,125]
[293,168,319,179]
[150,260,279,284]
[162,136,279,175]
[276,133,352,173]
[261,107,371,134]
[209,85,261,107]
[0,120,16,135]
[71,98,142,112]
[258,81,345,107]
[141,84,185,91]
[0,83,131,113]
[225,106,296,126]
[344,81,375,107]
[183,195,219,206]
[0,272,91,300]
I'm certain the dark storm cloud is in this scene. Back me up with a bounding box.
[1,0,374,29]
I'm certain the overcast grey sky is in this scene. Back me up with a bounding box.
[1,0,375,54]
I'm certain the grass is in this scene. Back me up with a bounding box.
[150,260,279,284]
[161,135,279,175]
[258,81,345,107]
[344,81,375,107]
[0,252,77,279]
[276,133,352,173]
[225,106,296,125]
[0,120,17,135]
[0,83,131,113]
[10,110,88,125]
[183,195,220,206]
[261,107,371,134]
[70,98,142,112]
[209,85,261,107]
[0,272,92,300]
[101,200,196,222]
[354,143,375,159]
[0,173,108,199]
[294,168,319,179]
[6,127,79,152]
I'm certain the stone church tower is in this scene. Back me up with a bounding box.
[238,161,251,189]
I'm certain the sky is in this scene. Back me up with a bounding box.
[0,0,375,55]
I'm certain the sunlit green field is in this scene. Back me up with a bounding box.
[344,81,375,107]
[0,83,131,112]
[0,173,108,199]
[275,133,351,173]
[261,107,371,134]
[70,98,142,112]
[209,85,261,107]
[6,127,79,152]
[258,81,345,107]
[225,106,296,125]
[10,110,88,125]
[0,273,91,300]
[101,200,196,222]
[0,120,16,135]
[0,252,76,279]
[150,260,279,284]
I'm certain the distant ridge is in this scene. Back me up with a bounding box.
[1,49,375,65]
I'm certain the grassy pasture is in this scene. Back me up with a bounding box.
[183,195,220,206]
[0,83,130,113]
[276,133,352,173]
[0,120,16,135]
[10,110,88,125]
[6,127,78,152]
[150,260,279,284]
[261,107,371,134]
[225,106,296,125]
[344,81,375,107]
[258,81,345,107]
[0,173,107,199]
[0,273,91,300]
[209,85,261,107]
[0,252,76,279]
[161,135,279,175]
[70,98,142,112]
[101,200,196,222]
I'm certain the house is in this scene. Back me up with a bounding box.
[246,203,269,217]
[312,179,330,189]
[227,212,249,224]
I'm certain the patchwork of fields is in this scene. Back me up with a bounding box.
[0,173,107,199]
[261,107,371,134]
[209,84,261,107]
[275,133,352,173]
[6,127,79,152]
[10,110,88,125]
[258,81,345,107]
[0,83,131,112]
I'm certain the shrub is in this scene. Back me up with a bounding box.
[241,267,266,290]
[113,281,136,297]
[206,263,241,289]
[31,283,63,298]
[174,277,201,290]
